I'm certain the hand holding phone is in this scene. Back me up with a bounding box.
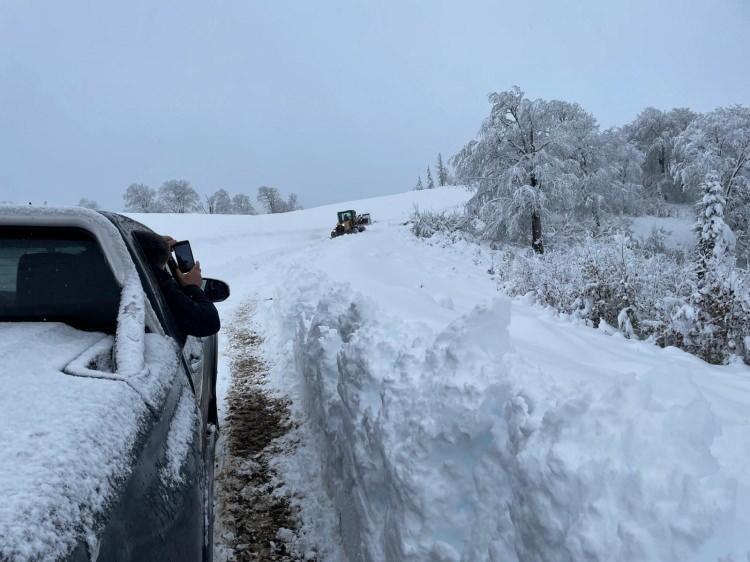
[177,260,202,287]
[172,240,195,273]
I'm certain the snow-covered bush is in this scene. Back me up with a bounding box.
[501,232,749,363]
[502,234,692,338]
[415,198,750,364]
[661,267,750,364]
[410,208,474,240]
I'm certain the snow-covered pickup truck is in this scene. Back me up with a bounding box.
[0,206,228,561]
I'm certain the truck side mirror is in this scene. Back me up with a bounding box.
[202,278,230,303]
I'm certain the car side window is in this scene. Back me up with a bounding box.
[104,215,183,342]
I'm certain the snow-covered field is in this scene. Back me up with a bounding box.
[135,187,750,561]
[628,205,696,251]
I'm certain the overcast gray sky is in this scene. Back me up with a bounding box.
[1,0,748,210]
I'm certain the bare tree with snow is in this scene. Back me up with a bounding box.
[123,183,158,212]
[158,180,201,213]
[452,86,598,253]
[257,186,286,214]
[624,107,696,202]
[231,193,256,214]
[206,189,233,214]
[286,192,302,211]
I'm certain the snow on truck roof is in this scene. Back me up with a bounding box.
[0,205,134,286]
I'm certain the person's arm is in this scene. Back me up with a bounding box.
[160,262,221,338]
[174,283,221,337]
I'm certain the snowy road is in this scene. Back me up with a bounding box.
[135,187,750,562]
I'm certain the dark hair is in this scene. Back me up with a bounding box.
[134,230,170,268]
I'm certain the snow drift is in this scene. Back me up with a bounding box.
[274,270,746,562]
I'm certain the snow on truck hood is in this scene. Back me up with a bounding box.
[0,322,177,561]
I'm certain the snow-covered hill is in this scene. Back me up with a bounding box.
[135,187,750,562]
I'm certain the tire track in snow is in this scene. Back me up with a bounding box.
[213,303,303,561]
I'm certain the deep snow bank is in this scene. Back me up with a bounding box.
[273,268,742,562]
[135,187,750,560]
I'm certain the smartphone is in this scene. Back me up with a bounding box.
[172,240,195,273]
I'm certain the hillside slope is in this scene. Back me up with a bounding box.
[136,187,750,562]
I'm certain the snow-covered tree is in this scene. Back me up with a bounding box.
[694,174,735,279]
[231,193,256,214]
[415,176,424,191]
[436,153,449,186]
[257,186,286,214]
[158,180,201,213]
[206,189,233,214]
[286,192,302,211]
[78,198,99,210]
[674,106,750,265]
[123,183,158,212]
[205,193,216,214]
[426,167,435,189]
[582,128,648,220]
[625,107,696,202]
[663,174,749,364]
[452,86,598,253]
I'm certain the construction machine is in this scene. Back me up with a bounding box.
[330,209,368,238]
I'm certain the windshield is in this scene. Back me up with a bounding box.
[0,226,121,333]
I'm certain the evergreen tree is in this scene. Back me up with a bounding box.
[257,186,286,213]
[426,167,435,189]
[415,176,424,191]
[436,153,449,186]
[694,174,734,279]
[674,173,748,364]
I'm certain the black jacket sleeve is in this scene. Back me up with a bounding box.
[155,269,221,339]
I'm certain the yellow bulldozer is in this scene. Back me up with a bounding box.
[330,209,371,238]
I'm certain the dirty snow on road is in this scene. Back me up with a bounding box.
[212,303,301,561]
[136,186,750,561]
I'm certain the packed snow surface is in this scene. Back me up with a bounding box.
[137,187,750,561]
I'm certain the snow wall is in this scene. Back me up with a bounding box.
[271,270,738,562]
